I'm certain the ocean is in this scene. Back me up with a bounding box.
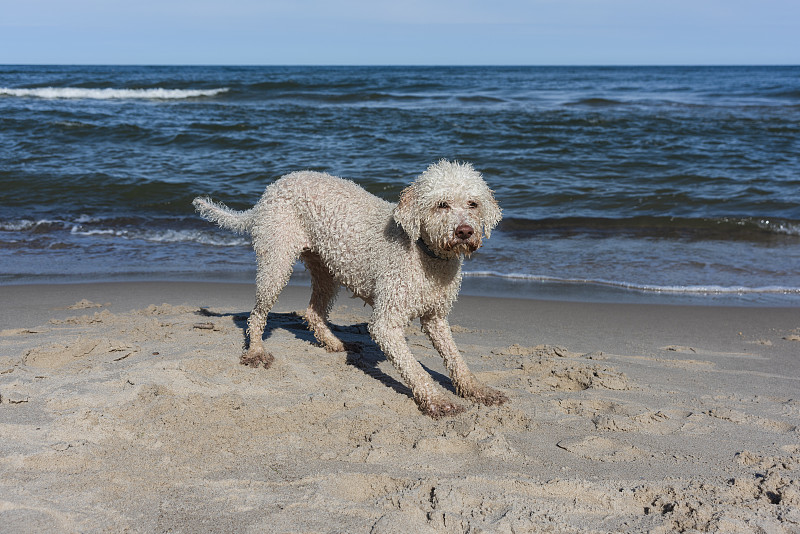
[1,65,799,306]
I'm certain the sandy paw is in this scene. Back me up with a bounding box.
[322,340,346,353]
[240,345,274,369]
[466,386,509,406]
[322,340,364,353]
[420,397,467,419]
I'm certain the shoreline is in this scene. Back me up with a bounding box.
[1,281,799,531]
[3,280,800,334]
[3,272,800,309]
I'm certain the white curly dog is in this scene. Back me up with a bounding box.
[193,160,507,417]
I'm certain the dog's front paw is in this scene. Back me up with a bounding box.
[419,397,467,419]
[319,338,346,353]
[465,385,509,406]
[240,345,274,369]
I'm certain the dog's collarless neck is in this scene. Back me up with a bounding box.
[416,237,447,260]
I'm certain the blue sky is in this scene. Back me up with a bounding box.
[2,0,798,65]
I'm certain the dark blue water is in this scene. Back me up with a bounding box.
[1,65,799,305]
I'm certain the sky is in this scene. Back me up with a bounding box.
[1,0,798,65]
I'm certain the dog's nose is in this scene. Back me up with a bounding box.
[455,224,474,240]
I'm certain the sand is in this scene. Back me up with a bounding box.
[1,281,799,533]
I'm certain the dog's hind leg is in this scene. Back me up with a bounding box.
[301,251,346,352]
[241,213,307,369]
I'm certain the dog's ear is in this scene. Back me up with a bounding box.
[481,193,502,238]
[393,185,421,242]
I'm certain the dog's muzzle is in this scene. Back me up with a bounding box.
[455,224,474,240]
[444,224,482,254]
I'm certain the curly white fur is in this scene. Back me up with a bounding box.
[193,160,507,417]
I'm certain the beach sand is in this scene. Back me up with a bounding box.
[1,281,799,533]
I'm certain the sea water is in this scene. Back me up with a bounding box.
[1,65,799,306]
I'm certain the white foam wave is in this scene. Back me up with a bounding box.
[1,216,103,232]
[71,227,118,236]
[0,87,229,100]
[0,219,37,231]
[463,270,800,295]
[2,218,247,246]
[755,218,800,236]
[0,218,61,231]
[69,225,248,246]
[138,229,249,246]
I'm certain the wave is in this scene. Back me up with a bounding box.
[0,219,63,232]
[6,214,799,246]
[0,87,229,100]
[69,226,249,246]
[0,216,248,247]
[463,271,800,296]
[752,218,800,236]
[564,98,629,107]
[498,216,800,240]
[261,91,436,105]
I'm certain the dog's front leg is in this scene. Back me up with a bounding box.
[369,319,466,418]
[421,314,508,406]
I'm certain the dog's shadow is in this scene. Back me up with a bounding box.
[197,307,456,397]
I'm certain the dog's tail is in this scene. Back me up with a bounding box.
[192,196,255,235]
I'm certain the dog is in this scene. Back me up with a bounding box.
[193,160,507,417]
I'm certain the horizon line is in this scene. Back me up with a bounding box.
[2,63,799,68]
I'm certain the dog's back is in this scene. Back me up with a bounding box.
[260,171,401,295]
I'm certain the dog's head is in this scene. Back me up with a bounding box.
[393,160,502,259]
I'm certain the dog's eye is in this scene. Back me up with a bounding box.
[437,202,450,210]
[468,201,479,209]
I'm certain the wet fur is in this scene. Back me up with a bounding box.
[193,160,507,417]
